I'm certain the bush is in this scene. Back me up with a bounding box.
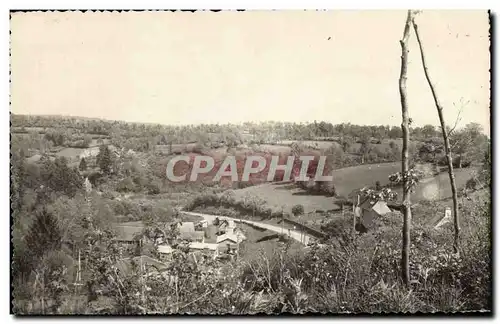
[291,204,304,217]
[116,177,136,192]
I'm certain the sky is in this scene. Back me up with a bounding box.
[10,10,490,133]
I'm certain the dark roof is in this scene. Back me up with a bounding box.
[180,231,205,241]
[115,256,168,276]
[114,225,143,242]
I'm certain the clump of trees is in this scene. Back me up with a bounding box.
[291,204,304,217]
[97,145,113,174]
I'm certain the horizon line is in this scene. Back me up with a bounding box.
[10,112,486,132]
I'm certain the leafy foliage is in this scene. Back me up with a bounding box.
[97,145,113,174]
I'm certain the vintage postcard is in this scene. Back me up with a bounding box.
[10,10,491,315]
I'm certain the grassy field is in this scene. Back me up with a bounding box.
[231,182,341,215]
[55,147,86,159]
[330,162,401,197]
[229,162,401,215]
[238,222,305,263]
[228,162,477,217]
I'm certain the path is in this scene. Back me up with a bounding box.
[179,210,313,245]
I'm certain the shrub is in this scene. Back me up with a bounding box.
[291,204,304,217]
[116,177,136,192]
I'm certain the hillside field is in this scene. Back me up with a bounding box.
[228,162,478,216]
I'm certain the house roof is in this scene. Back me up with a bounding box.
[372,201,392,215]
[189,242,218,251]
[115,255,168,276]
[158,244,174,254]
[360,199,391,216]
[180,231,205,241]
[178,222,195,233]
[114,225,143,242]
[432,207,452,229]
[216,233,238,244]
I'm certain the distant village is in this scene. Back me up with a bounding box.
[109,217,247,279]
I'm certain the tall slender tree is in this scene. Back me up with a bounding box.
[79,157,87,171]
[398,9,414,286]
[412,14,460,253]
[25,209,62,271]
[97,145,112,174]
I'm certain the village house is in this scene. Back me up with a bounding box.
[157,244,174,262]
[113,225,144,247]
[189,242,219,260]
[358,197,392,229]
[216,233,239,253]
[431,207,452,230]
[177,222,205,242]
[157,241,219,262]
[115,255,169,278]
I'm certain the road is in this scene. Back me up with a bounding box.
[179,210,313,245]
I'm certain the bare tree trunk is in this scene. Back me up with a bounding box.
[352,197,356,239]
[399,10,413,287]
[412,17,460,253]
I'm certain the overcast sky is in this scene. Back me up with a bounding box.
[10,10,490,133]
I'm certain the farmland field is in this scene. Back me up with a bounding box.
[231,182,341,215]
[227,162,477,216]
[228,162,400,214]
[55,147,86,159]
[330,162,401,197]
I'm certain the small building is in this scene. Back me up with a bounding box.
[181,230,205,243]
[177,222,195,233]
[432,207,452,230]
[189,242,219,259]
[216,233,238,253]
[176,222,205,242]
[157,244,174,261]
[115,255,168,277]
[359,198,392,229]
[113,225,143,246]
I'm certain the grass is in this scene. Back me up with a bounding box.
[229,162,401,214]
[237,223,304,263]
[55,147,86,159]
[330,162,401,197]
[231,182,341,215]
[223,163,478,233]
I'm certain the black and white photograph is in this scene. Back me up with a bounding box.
[9,9,492,315]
